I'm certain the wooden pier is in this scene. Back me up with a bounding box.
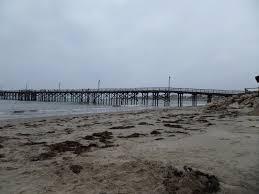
[0,87,243,107]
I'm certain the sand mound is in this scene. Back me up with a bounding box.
[49,160,220,194]
[162,165,220,194]
[249,104,259,116]
[205,92,259,113]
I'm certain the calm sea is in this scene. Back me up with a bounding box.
[0,100,206,120]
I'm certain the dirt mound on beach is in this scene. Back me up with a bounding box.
[250,104,259,116]
[205,92,259,114]
[64,160,220,194]
[162,165,220,194]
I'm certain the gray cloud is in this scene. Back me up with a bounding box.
[0,0,259,90]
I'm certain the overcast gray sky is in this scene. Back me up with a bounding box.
[0,0,258,90]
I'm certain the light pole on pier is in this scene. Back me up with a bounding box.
[58,82,61,90]
[98,80,100,90]
[168,76,171,90]
[255,75,259,96]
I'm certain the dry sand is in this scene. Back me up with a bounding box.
[0,104,259,194]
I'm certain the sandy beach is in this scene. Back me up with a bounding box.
[0,97,259,194]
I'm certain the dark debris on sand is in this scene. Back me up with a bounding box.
[3,124,14,128]
[24,141,47,146]
[49,141,98,155]
[109,125,135,130]
[118,133,147,139]
[84,131,114,144]
[16,133,31,137]
[94,131,114,144]
[164,124,183,128]
[46,131,55,134]
[70,165,83,174]
[138,122,154,126]
[83,135,96,140]
[155,138,164,141]
[92,131,113,139]
[32,131,118,161]
[31,141,98,161]
[64,128,73,134]
[38,119,47,122]
[150,130,161,135]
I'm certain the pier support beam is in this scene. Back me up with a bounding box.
[178,93,183,107]
[207,95,212,103]
[164,92,170,106]
[192,94,197,107]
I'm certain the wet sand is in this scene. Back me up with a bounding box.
[0,106,259,194]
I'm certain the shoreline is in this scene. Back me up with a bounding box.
[0,99,206,122]
[0,105,203,124]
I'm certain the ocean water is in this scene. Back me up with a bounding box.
[0,100,206,120]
